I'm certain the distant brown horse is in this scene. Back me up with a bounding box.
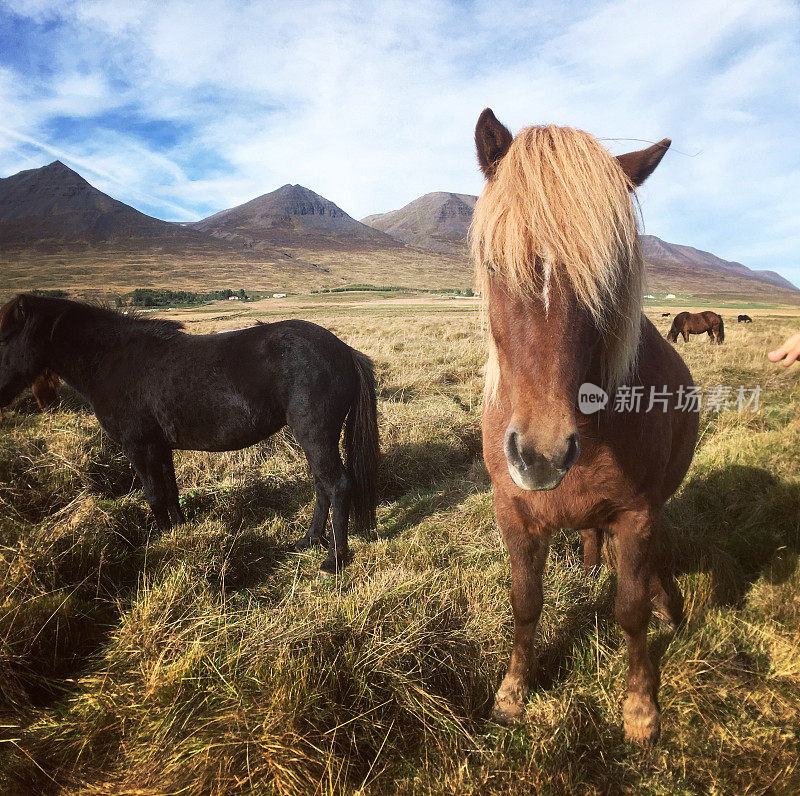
[667,311,724,344]
[471,110,698,744]
[0,369,59,421]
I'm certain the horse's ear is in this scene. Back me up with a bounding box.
[616,139,671,187]
[475,108,513,179]
[8,295,28,329]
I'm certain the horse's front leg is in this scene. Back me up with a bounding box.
[125,439,184,529]
[492,496,550,724]
[612,509,660,744]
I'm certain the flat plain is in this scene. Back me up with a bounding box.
[1,295,799,794]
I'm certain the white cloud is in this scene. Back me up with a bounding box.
[0,0,798,281]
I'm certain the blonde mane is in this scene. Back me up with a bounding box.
[470,125,644,399]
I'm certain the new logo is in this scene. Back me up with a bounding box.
[578,382,608,414]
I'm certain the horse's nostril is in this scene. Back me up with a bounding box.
[562,432,580,470]
[504,429,526,470]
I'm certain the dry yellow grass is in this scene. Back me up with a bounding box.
[0,298,799,794]
[0,246,473,301]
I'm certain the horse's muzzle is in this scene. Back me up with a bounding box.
[503,427,580,491]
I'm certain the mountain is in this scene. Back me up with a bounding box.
[192,184,402,251]
[639,235,797,292]
[364,192,798,296]
[1,161,795,301]
[0,160,214,251]
[361,192,476,254]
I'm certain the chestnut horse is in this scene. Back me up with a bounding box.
[0,369,59,421]
[471,110,698,744]
[667,310,724,344]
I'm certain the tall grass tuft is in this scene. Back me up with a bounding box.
[1,306,799,793]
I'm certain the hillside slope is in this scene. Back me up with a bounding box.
[192,184,402,251]
[363,192,798,299]
[362,192,476,254]
[0,161,212,250]
[640,235,796,292]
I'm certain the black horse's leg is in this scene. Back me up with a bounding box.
[295,430,352,575]
[295,476,330,550]
[125,440,184,529]
[323,463,352,574]
[160,450,185,526]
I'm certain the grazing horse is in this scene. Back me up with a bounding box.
[0,296,379,574]
[738,314,753,324]
[661,312,671,317]
[0,368,59,421]
[667,310,724,344]
[471,110,698,744]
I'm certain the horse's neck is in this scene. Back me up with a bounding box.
[46,314,125,398]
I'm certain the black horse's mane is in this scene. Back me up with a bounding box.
[7,295,186,341]
[106,307,186,340]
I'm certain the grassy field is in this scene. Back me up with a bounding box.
[1,298,799,794]
[0,247,474,300]
[3,243,800,307]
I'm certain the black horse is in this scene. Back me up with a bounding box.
[738,314,753,323]
[0,295,379,574]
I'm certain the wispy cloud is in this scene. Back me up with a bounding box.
[0,0,798,281]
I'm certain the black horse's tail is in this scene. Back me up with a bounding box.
[344,349,380,531]
[717,316,725,343]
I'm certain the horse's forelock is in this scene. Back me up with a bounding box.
[471,124,644,391]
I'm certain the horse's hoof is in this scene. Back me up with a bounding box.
[652,608,679,634]
[294,534,327,552]
[491,687,527,725]
[623,694,660,745]
[319,557,344,576]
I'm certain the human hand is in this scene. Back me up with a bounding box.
[768,332,800,366]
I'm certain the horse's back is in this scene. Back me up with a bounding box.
[195,320,356,384]
[146,320,361,451]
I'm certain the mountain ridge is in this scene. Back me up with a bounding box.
[361,191,476,254]
[191,183,402,251]
[0,161,796,300]
[0,160,184,246]
[362,191,798,294]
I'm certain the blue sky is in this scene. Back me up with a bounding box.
[1,0,798,283]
